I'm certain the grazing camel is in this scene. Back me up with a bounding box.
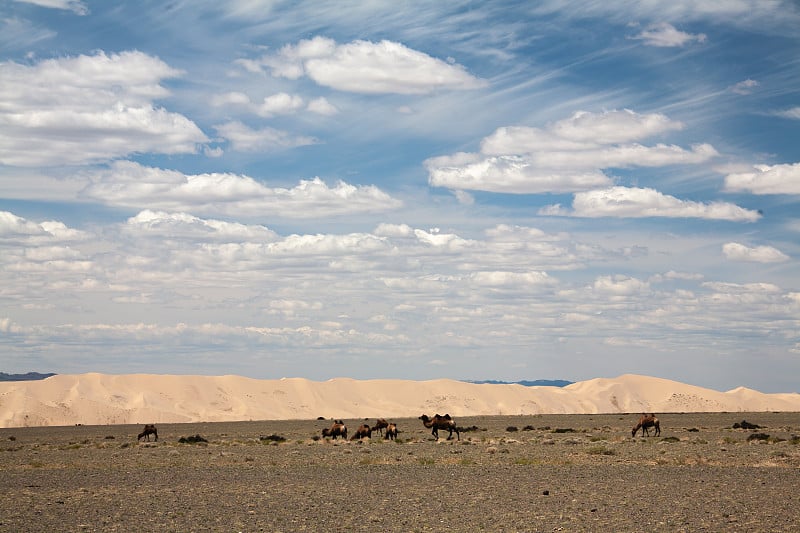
[351,424,372,440]
[137,424,158,442]
[384,422,398,440]
[372,418,389,437]
[419,414,460,440]
[632,414,661,437]
[322,420,347,440]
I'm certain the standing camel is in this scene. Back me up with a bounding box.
[137,424,158,442]
[419,414,460,440]
[322,420,348,440]
[351,424,372,440]
[632,414,660,437]
[372,418,389,437]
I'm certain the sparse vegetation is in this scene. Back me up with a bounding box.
[586,445,615,456]
[2,413,799,531]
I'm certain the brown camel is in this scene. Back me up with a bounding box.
[384,422,398,440]
[632,413,660,437]
[322,420,347,440]
[351,424,372,440]
[372,418,389,437]
[137,424,158,442]
[419,413,459,440]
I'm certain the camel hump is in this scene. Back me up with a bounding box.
[443,414,452,420]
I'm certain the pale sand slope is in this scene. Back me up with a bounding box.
[0,372,799,428]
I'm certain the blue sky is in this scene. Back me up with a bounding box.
[1,1,799,392]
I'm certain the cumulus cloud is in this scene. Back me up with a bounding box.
[124,210,279,242]
[540,186,761,222]
[630,22,707,47]
[722,242,789,263]
[80,161,402,218]
[426,153,612,194]
[214,121,318,152]
[724,162,800,194]
[239,36,487,94]
[212,91,306,118]
[425,109,717,194]
[0,51,208,166]
[306,97,339,116]
[0,210,87,242]
[592,275,649,296]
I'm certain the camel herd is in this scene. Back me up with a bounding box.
[135,413,663,444]
[321,418,399,441]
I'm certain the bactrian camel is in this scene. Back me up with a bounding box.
[419,413,459,440]
[372,418,389,437]
[632,414,660,437]
[137,424,158,442]
[322,420,348,440]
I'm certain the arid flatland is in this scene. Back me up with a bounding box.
[1,412,799,532]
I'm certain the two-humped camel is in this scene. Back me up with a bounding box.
[419,414,459,440]
[372,418,389,437]
[351,423,372,440]
[137,424,158,442]
[322,420,348,440]
[632,413,660,437]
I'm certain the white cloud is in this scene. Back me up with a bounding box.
[630,22,707,47]
[0,51,207,166]
[125,210,279,242]
[211,91,251,107]
[0,210,87,242]
[541,186,762,222]
[775,107,800,119]
[722,242,789,263]
[469,271,556,289]
[306,97,339,116]
[547,109,684,145]
[214,121,317,152]
[212,91,306,117]
[255,93,305,117]
[592,275,649,296]
[244,36,487,94]
[80,161,402,218]
[426,153,612,193]
[12,0,88,15]
[724,162,800,194]
[730,79,759,95]
[426,109,717,195]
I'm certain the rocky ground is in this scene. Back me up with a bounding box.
[1,412,799,532]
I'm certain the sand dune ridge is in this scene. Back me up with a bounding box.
[0,372,798,427]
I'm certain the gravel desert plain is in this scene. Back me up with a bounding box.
[1,412,799,532]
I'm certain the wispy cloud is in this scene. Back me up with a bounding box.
[12,0,88,15]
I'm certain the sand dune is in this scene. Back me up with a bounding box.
[0,372,798,428]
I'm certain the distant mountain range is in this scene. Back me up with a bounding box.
[1,373,572,387]
[466,379,573,387]
[0,372,56,382]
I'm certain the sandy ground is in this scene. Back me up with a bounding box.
[1,412,799,532]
